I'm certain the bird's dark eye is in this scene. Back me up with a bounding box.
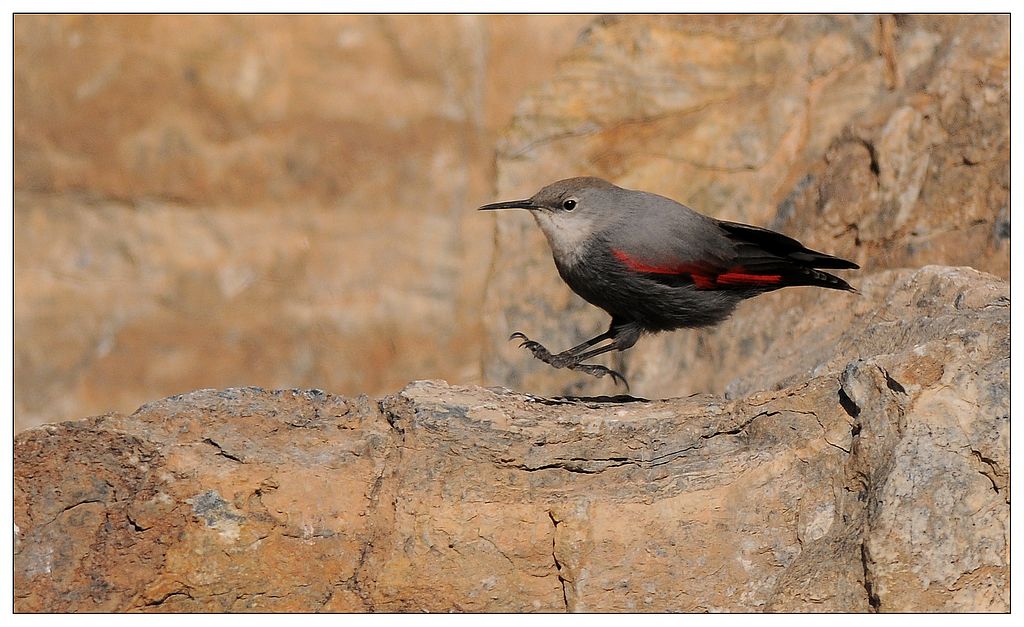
[562,199,577,211]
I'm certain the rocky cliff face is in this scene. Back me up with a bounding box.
[14,266,1008,612]
[15,14,1009,613]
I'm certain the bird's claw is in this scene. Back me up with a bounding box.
[568,362,630,391]
[512,334,553,361]
[509,331,630,391]
[510,332,548,353]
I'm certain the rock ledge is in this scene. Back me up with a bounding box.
[15,266,1008,612]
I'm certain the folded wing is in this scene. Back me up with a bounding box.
[611,219,858,292]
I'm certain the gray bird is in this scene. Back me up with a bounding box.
[479,177,858,388]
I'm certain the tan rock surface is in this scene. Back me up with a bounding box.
[482,14,1009,398]
[14,14,592,431]
[15,266,1008,612]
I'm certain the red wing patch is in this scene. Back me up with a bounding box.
[612,249,782,289]
[690,274,717,290]
[611,249,716,287]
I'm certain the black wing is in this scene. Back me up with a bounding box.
[714,220,859,291]
[717,220,859,269]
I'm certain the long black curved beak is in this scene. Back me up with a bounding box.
[477,199,537,211]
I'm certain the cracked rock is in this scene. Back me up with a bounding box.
[14,265,1007,612]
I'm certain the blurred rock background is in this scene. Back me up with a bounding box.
[15,14,1008,432]
[14,14,590,431]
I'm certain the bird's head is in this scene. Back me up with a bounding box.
[478,177,622,263]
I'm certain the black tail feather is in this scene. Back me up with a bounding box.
[787,251,860,270]
[789,268,857,292]
[715,219,858,292]
[717,219,859,270]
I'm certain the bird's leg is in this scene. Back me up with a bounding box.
[559,341,630,390]
[508,329,613,368]
[509,320,638,389]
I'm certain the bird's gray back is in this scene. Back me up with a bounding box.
[602,189,735,266]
